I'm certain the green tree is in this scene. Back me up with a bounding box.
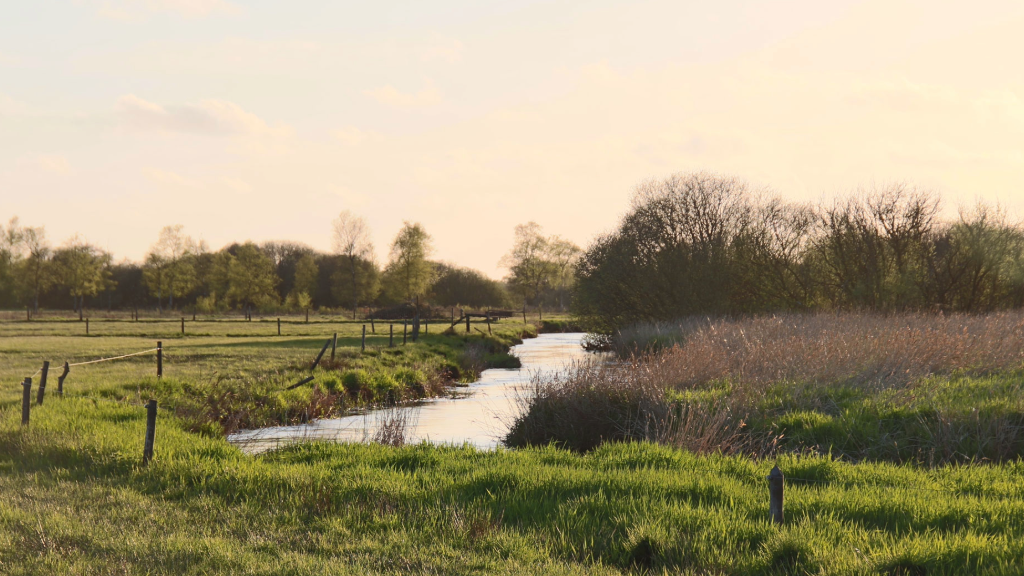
[226,242,279,312]
[382,222,434,305]
[16,225,52,312]
[51,236,113,317]
[288,253,319,315]
[501,222,557,307]
[144,225,198,312]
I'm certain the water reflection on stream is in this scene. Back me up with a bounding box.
[228,332,592,454]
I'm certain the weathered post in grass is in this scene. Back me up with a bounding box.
[142,399,157,465]
[21,378,31,426]
[156,341,163,378]
[57,362,69,397]
[330,333,337,362]
[451,308,455,324]
[768,465,784,525]
[86,318,89,335]
[36,361,49,405]
[389,324,394,347]
[361,325,366,352]
[192,311,196,321]
[466,315,470,333]
[403,321,407,345]
[181,317,185,335]
[311,338,331,370]
[277,318,281,336]
[486,314,492,335]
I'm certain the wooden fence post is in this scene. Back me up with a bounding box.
[466,315,470,333]
[389,324,394,347]
[330,333,337,362]
[21,378,31,426]
[486,314,492,335]
[768,465,784,525]
[371,317,375,334]
[361,325,366,352]
[311,338,331,370]
[57,362,69,397]
[156,341,163,378]
[181,317,185,335]
[86,318,89,335]
[142,399,157,465]
[36,361,49,405]
[278,318,281,336]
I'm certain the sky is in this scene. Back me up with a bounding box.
[2,0,1023,277]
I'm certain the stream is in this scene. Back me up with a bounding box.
[227,332,593,453]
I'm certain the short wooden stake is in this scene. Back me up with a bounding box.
[277,318,281,336]
[21,378,31,426]
[389,324,394,347]
[156,341,163,378]
[768,465,784,525]
[181,317,185,335]
[403,321,407,345]
[86,318,89,335]
[486,315,492,335]
[57,362,69,397]
[361,325,366,352]
[330,333,337,362]
[466,315,470,333]
[36,361,49,405]
[142,399,157,465]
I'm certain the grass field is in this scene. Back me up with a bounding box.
[2,312,1024,574]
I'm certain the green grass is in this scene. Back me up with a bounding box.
[0,316,537,434]
[3,314,1023,574]
[3,398,1024,574]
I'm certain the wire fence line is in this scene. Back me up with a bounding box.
[66,348,159,367]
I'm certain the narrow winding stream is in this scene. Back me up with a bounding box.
[228,332,592,453]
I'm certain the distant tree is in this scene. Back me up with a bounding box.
[144,225,198,312]
[501,222,557,307]
[546,236,581,311]
[287,253,319,315]
[0,218,23,307]
[50,235,113,316]
[16,225,52,312]
[332,210,379,316]
[430,263,509,308]
[382,222,434,306]
[226,242,279,312]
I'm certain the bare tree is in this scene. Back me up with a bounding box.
[332,211,376,317]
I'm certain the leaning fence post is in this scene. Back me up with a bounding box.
[768,465,784,525]
[310,338,331,370]
[330,333,337,362]
[21,378,31,426]
[142,399,157,465]
[156,341,163,378]
[361,325,366,352]
[36,361,49,405]
[57,362,69,397]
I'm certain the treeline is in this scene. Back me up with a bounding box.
[0,211,582,315]
[575,172,1024,331]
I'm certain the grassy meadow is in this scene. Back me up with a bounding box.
[3,312,1024,574]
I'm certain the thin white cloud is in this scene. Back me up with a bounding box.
[363,81,442,110]
[116,94,289,137]
[419,37,463,64]
[19,155,71,174]
[95,0,239,20]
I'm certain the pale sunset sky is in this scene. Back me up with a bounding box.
[2,1,1023,277]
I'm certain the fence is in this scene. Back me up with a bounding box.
[16,342,164,466]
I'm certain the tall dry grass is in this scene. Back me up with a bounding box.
[641,312,1024,393]
[508,312,1024,462]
